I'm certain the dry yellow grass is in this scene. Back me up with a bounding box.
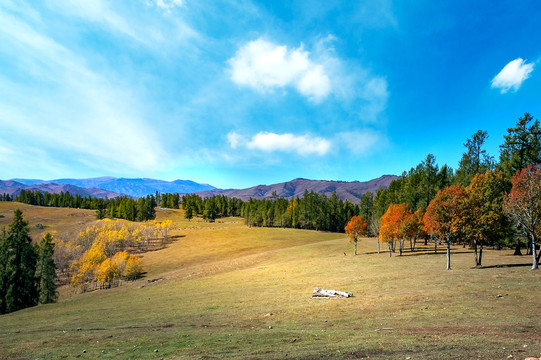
[0,202,99,240]
[1,203,541,359]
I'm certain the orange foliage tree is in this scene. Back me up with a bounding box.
[423,185,466,270]
[401,208,425,252]
[504,165,541,269]
[345,215,368,255]
[379,203,412,256]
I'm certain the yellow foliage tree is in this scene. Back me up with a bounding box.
[96,258,120,286]
[111,251,130,277]
[124,256,144,281]
[70,220,149,289]
[70,243,107,286]
[153,219,173,244]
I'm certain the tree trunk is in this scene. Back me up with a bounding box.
[514,242,522,255]
[446,235,451,270]
[399,239,403,256]
[377,239,380,254]
[312,288,353,298]
[354,240,357,256]
[473,240,479,266]
[388,242,392,257]
[531,233,538,270]
[478,242,483,267]
[434,238,437,254]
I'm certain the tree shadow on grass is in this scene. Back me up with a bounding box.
[403,250,472,257]
[364,250,471,256]
[474,263,533,269]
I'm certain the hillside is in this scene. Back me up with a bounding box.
[10,177,216,198]
[0,202,98,243]
[0,180,124,199]
[195,175,399,202]
[0,203,539,359]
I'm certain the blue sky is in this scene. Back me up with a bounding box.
[1,0,540,189]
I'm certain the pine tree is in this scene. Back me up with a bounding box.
[0,209,38,313]
[499,113,541,178]
[36,233,57,304]
[421,153,439,209]
[455,130,494,186]
[0,227,7,313]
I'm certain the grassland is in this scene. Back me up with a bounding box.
[1,203,541,359]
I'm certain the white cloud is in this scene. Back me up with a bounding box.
[227,131,242,149]
[230,131,331,156]
[228,38,331,102]
[227,36,389,122]
[225,129,385,160]
[335,130,383,155]
[491,58,534,93]
[248,132,331,155]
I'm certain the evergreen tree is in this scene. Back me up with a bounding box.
[203,196,217,221]
[421,153,439,209]
[359,192,374,235]
[455,130,493,186]
[437,164,455,190]
[0,209,38,314]
[499,113,541,178]
[36,233,57,304]
[184,205,194,221]
[0,227,7,313]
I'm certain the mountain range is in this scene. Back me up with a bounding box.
[194,175,399,203]
[8,177,216,198]
[0,180,124,199]
[3,175,399,202]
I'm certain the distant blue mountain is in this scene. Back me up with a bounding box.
[9,177,216,198]
[0,180,124,199]
[10,178,45,186]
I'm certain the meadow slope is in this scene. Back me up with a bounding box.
[0,204,541,359]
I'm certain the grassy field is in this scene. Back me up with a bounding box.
[0,202,98,240]
[1,203,541,359]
